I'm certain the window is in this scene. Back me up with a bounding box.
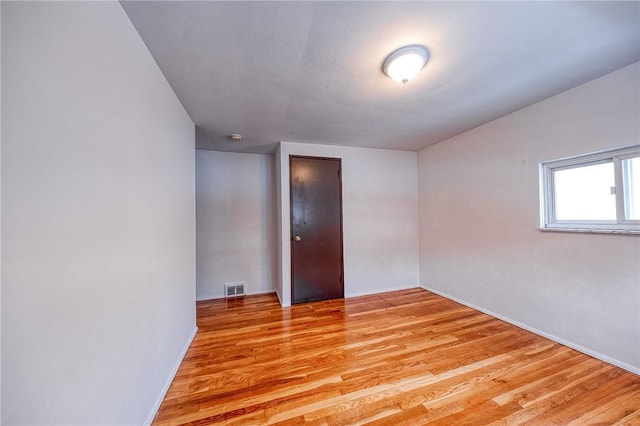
[539,145,640,234]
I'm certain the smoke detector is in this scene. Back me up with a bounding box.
[229,133,243,142]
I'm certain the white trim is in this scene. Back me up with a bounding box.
[539,227,640,235]
[542,144,640,168]
[615,156,625,223]
[275,289,290,307]
[344,284,419,299]
[273,285,420,306]
[622,156,640,222]
[144,326,198,426]
[196,289,277,302]
[539,144,640,233]
[420,285,640,376]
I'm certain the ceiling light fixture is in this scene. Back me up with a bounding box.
[382,45,430,84]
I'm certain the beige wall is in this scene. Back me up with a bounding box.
[276,142,420,307]
[418,62,640,373]
[2,2,196,424]
[196,150,277,300]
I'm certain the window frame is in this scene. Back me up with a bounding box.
[539,144,640,234]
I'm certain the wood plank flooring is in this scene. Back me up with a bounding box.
[152,288,640,425]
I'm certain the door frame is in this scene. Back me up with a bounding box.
[289,155,345,304]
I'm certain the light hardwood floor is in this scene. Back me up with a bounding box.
[153,288,640,425]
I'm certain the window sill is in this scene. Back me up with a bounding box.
[539,227,640,235]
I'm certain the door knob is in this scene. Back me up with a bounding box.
[294,235,301,242]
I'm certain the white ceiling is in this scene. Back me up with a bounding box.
[121,1,640,154]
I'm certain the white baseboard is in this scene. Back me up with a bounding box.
[144,326,198,426]
[275,289,290,307]
[344,284,419,299]
[273,285,420,306]
[420,285,640,376]
[196,288,277,302]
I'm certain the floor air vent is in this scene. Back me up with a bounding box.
[224,282,246,298]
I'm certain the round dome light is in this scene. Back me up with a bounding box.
[382,45,430,84]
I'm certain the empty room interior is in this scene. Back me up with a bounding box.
[2,1,640,425]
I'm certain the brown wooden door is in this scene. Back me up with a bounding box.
[290,156,344,304]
